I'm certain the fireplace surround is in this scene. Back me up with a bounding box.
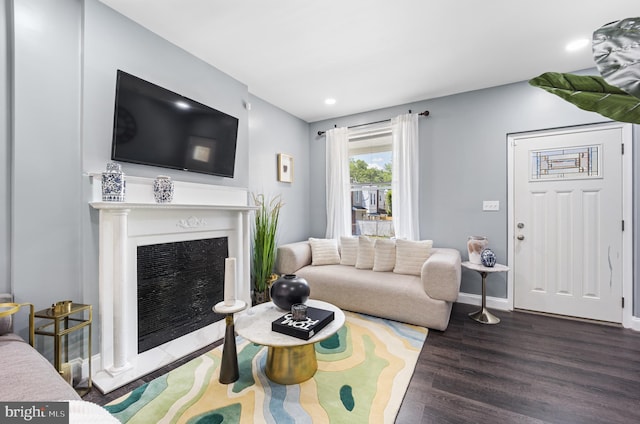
[89,174,253,393]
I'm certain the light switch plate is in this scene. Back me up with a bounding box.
[483,200,499,211]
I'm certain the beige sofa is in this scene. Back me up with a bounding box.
[275,239,461,331]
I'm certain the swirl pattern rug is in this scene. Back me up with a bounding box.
[105,311,427,423]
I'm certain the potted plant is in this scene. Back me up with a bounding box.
[251,193,283,304]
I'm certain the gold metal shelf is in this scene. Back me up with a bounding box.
[34,302,92,395]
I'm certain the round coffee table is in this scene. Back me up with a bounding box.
[235,299,345,384]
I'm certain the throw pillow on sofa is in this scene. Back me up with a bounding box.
[373,238,396,272]
[355,236,375,269]
[339,236,359,266]
[394,239,433,276]
[309,238,341,265]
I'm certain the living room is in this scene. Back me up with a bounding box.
[2,0,640,422]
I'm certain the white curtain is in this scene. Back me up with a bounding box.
[391,113,420,240]
[325,127,351,239]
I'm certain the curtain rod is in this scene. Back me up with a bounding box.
[317,110,429,136]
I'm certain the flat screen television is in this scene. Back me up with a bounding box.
[110,70,239,178]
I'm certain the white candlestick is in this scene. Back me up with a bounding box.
[224,257,236,306]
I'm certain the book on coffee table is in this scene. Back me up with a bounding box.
[272,306,335,340]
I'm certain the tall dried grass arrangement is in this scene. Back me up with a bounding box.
[251,193,283,293]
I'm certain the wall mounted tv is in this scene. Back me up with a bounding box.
[111,70,239,178]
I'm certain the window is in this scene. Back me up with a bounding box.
[348,123,394,237]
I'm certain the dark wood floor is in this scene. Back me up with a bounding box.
[86,303,640,423]
[397,303,640,424]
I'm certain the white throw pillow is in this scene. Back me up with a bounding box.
[355,236,375,269]
[373,239,396,272]
[393,239,433,276]
[340,236,359,266]
[309,238,341,266]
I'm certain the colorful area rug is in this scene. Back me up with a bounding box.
[105,311,427,423]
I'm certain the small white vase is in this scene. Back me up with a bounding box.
[101,162,126,202]
[467,236,488,264]
[153,175,174,203]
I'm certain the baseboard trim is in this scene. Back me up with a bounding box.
[629,316,640,331]
[456,292,511,311]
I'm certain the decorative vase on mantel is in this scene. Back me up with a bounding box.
[101,162,126,202]
[467,236,489,265]
[153,175,174,203]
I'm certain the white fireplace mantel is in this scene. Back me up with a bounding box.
[88,173,254,393]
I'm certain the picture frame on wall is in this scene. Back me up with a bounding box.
[278,153,294,183]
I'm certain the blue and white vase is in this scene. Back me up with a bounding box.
[480,248,497,267]
[153,175,174,203]
[101,162,126,202]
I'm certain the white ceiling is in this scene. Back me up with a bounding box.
[98,0,639,123]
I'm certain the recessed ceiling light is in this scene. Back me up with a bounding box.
[175,100,190,109]
[566,38,590,52]
[324,98,336,105]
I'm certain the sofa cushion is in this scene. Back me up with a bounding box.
[339,236,359,266]
[394,239,433,276]
[309,238,341,265]
[373,239,396,272]
[295,264,453,330]
[355,236,375,269]
[0,335,81,401]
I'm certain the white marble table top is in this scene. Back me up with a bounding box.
[235,299,345,347]
[461,261,509,273]
[213,300,247,315]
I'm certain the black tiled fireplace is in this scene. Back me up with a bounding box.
[137,237,227,353]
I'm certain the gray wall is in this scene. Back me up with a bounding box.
[12,0,83,317]
[247,94,311,245]
[309,78,638,311]
[0,1,9,293]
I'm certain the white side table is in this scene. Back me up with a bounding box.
[213,300,247,383]
[461,261,509,324]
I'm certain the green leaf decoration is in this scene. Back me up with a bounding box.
[528,72,640,124]
[593,17,640,99]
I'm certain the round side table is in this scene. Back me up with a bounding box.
[461,261,509,324]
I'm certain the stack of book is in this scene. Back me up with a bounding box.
[271,306,335,340]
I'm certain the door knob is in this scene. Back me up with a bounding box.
[517,235,525,240]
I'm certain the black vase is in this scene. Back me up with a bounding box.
[270,274,310,310]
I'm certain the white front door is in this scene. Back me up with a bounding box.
[512,123,626,323]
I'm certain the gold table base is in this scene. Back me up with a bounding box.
[265,344,317,385]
